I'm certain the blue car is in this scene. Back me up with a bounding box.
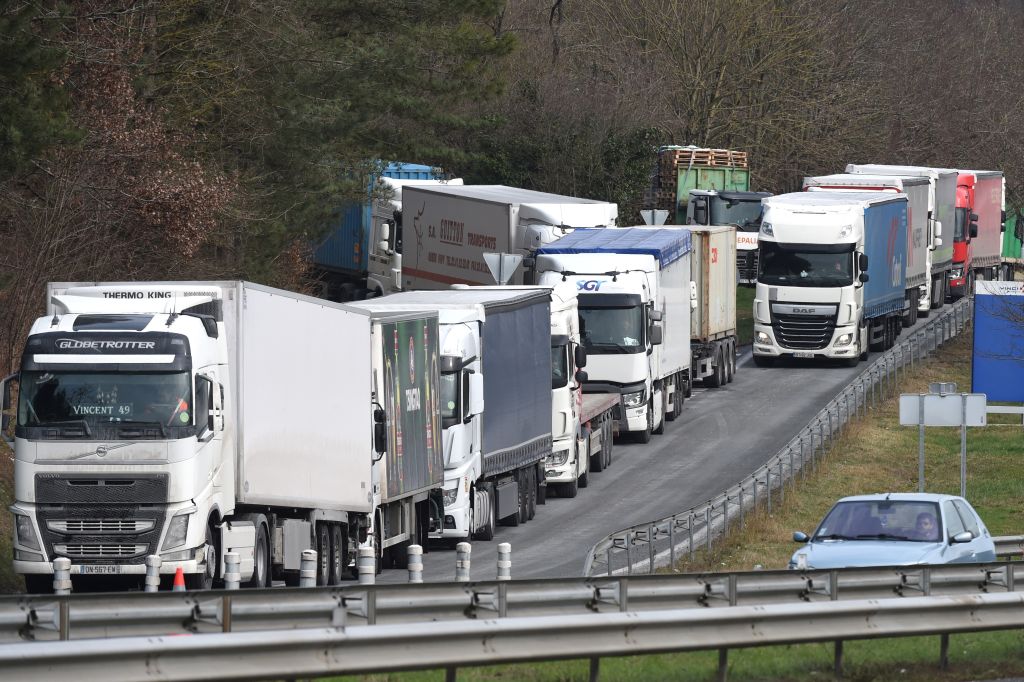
[789,493,996,570]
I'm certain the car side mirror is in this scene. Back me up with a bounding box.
[574,345,587,369]
[649,325,663,345]
[951,530,974,544]
[793,531,809,543]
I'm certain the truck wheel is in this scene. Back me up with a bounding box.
[590,428,605,472]
[472,484,496,541]
[518,469,530,524]
[652,391,665,435]
[244,516,270,589]
[635,402,653,444]
[604,420,614,467]
[665,381,679,423]
[562,477,579,498]
[329,524,344,585]
[186,523,217,590]
[725,345,735,383]
[579,442,590,488]
[527,467,537,520]
[706,350,723,387]
[316,522,331,586]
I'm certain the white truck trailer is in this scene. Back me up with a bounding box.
[846,164,957,311]
[535,228,692,443]
[399,185,618,290]
[2,282,443,591]
[803,173,931,325]
[352,288,552,542]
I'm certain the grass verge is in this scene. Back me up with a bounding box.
[328,326,1024,682]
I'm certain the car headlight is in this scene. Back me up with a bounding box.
[15,515,40,551]
[755,331,771,344]
[548,449,569,466]
[442,486,459,507]
[623,390,645,408]
[833,333,852,347]
[760,221,773,237]
[161,512,191,551]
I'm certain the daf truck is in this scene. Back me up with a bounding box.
[351,288,552,542]
[803,173,931,325]
[752,192,908,366]
[399,185,618,290]
[2,282,443,591]
[846,164,956,309]
[535,228,694,443]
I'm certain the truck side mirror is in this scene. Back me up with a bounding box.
[2,373,18,446]
[859,272,870,283]
[970,212,979,222]
[693,198,708,225]
[1,373,14,411]
[574,369,588,384]
[858,253,869,271]
[378,240,390,254]
[649,325,663,345]
[468,372,484,418]
[969,222,978,239]
[933,219,942,237]
[380,222,390,242]
[373,407,387,455]
[574,345,587,369]
[649,309,663,322]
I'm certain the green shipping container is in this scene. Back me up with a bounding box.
[675,166,749,223]
[1002,209,1023,262]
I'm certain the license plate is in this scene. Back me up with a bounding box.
[76,565,121,575]
[793,352,815,359]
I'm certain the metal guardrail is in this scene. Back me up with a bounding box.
[3,592,1024,681]
[2,560,1021,643]
[583,298,974,576]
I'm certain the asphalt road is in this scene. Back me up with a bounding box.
[376,312,937,584]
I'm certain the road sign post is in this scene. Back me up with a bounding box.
[899,385,986,496]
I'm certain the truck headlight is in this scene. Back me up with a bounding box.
[950,266,964,279]
[760,221,773,237]
[623,390,645,408]
[755,331,771,345]
[834,333,852,347]
[548,449,569,466]
[161,512,191,551]
[15,515,40,551]
[442,486,459,507]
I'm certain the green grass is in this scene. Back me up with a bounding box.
[736,285,755,345]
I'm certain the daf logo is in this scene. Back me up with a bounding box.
[792,308,814,314]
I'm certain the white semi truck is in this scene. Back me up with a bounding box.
[352,288,552,541]
[803,173,932,325]
[399,185,618,290]
[3,282,443,591]
[845,164,957,310]
[752,192,909,366]
[535,228,696,443]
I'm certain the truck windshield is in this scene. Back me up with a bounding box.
[579,306,644,353]
[18,371,193,430]
[551,344,569,389]
[954,207,967,241]
[758,242,854,287]
[711,198,763,232]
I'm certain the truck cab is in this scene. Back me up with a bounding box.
[687,189,771,284]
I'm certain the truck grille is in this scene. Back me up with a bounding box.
[772,313,836,350]
[53,543,148,559]
[47,519,155,534]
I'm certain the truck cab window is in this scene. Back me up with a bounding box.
[954,207,967,241]
[578,307,644,353]
[440,371,460,429]
[551,344,569,389]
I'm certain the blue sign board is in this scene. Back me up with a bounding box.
[972,281,1024,402]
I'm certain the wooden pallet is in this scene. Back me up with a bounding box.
[658,147,748,169]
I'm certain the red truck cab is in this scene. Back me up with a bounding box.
[948,173,978,298]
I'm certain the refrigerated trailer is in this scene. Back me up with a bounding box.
[2,282,443,591]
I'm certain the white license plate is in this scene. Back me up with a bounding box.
[76,565,121,575]
[793,352,815,359]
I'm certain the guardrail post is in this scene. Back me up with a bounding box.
[752,475,759,510]
[649,524,656,574]
[778,460,784,503]
[834,640,844,679]
[718,648,729,682]
[669,518,676,568]
[496,543,511,581]
[408,544,423,584]
[455,542,471,582]
[144,555,161,593]
[688,513,694,560]
[589,657,600,682]
[53,557,71,596]
[300,549,317,587]
[357,547,375,586]
[223,552,240,590]
[738,486,745,529]
[766,468,772,513]
[705,507,712,553]
[939,633,949,669]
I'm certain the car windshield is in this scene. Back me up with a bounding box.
[814,500,942,542]
[758,242,854,287]
[18,370,193,429]
[579,306,644,354]
[710,198,764,232]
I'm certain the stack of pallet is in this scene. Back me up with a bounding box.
[646,146,749,212]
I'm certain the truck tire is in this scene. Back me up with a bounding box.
[604,420,614,467]
[245,516,270,589]
[579,441,590,488]
[562,476,579,498]
[518,469,530,524]
[590,427,605,472]
[706,350,724,387]
[187,522,218,590]
[652,391,665,435]
[316,522,331,586]
[527,467,537,520]
[473,484,496,541]
[329,523,344,585]
[665,380,679,422]
[635,402,653,444]
[725,345,735,383]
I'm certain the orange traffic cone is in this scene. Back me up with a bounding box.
[172,566,186,591]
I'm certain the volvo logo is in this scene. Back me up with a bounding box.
[67,442,132,461]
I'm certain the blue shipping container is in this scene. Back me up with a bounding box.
[314,162,436,274]
[862,199,907,320]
